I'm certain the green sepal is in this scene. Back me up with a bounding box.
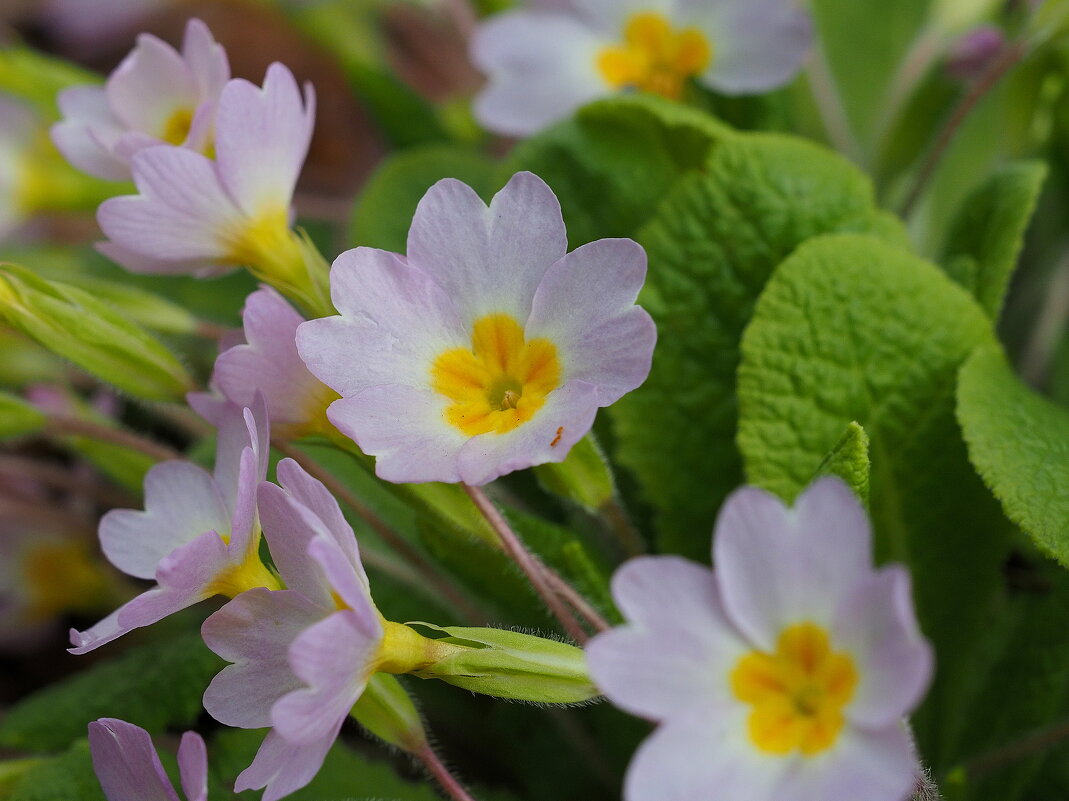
[533,433,616,514]
[349,674,428,754]
[0,263,194,401]
[411,623,597,704]
[0,392,46,440]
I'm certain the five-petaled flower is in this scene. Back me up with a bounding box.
[69,396,278,654]
[471,0,813,135]
[296,171,656,485]
[52,18,229,181]
[586,477,933,801]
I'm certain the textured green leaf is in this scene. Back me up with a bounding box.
[957,343,1069,566]
[0,632,223,751]
[735,233,1009,764]
[941,161,1047,319]
[503,93,729,248]
[351,145,499,252]
[813,421,871,503]
[611,133,902,558]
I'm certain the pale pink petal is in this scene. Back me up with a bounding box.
[406,172,568,323]
[98,146,242,262]
[306,538,379,632]
[51,87,129,180]
[455,379,599,485]
[99,460,228,580]
[682,0,812,94]
[471,11,609,136]
[214,287,329,429]
[88,718,181,801]
[257,480,337,607]
[177,731,208,801]
[211,394,269,523]
[834,567,933,729]
[275,458,365,585]
[181,18,230,99]
[271,611,379,745]
[235,727,340,801]
[202,588,324,729]
[713,478,872,650]
[587,556,748,719]
[106,33,197,135]
[525,238,655,406]
[296,248,467,393]
[325,387,467,484]
[624,706,788,801]
[787,724,917,801]
[214,63,315,217]
[95,241,228,277]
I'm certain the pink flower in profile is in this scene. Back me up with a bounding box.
[202,458,383,801]
[296,171,656,485]
[586,478,933,801]
[471,0,813,136]
[69,396,277,654]
[206,286,338,439]
[51,18,229,181]
[89,718,206,801]
[95,62,315,278]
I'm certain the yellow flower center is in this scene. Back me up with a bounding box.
[597,12,712,100]
[431,314,561,436]
[731,622,858,756]
[160,107,195,146]
[22,540,109,620]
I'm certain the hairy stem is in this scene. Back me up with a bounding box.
[462,483,590,643]
[416,744,480,801]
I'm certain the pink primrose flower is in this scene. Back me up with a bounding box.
[471,0,813,135]
[296,171,656,485]
[52,18,229,181]
[95,61,314,277]
[69,396,275,654]
[586,477,933,801]
[202,457,382,801]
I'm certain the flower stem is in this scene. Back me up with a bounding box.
[416,744,480,801]
[276,441,486,623]
[963,716,1069,780]
[461,483,591,644]
[898,39,1027,218]
[540,566,611,635]
[45,415,182,462]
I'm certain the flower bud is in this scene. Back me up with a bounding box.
[0,262,194,401]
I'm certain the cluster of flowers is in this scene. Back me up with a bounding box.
[11,4,935,801]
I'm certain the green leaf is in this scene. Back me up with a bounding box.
[948,570,1069,801]
[0,392,46,439]
[610,133,902,559]
[211,728,444,801]
[940,161,1047,320]
[813,421,871,503]
[957,343,1069,566]
[5,743,104,801]
[503,93,729,248]
[351,144,499,252]
[734,233,1009,765]
[0,631,223,751]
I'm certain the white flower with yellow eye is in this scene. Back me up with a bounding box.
[471,0,813,136]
